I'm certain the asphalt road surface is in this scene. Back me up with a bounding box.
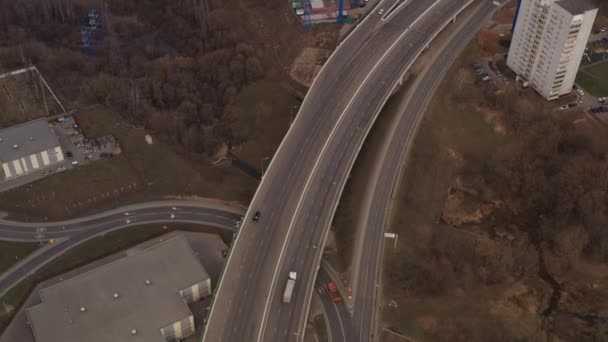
[0,202,352,342]
[204,1,477,341]
[0,201,244,297]
[315,268,353,342]
[350,1,503,341]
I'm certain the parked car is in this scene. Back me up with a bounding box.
[66,151,73,159]
[253,211,261,222]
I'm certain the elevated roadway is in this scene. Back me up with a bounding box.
[350,1,504,341]
[204,0,477,341]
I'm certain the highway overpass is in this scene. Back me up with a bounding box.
[204,0,477,341]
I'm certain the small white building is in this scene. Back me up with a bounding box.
[0,119,64,180]
[507,0,597,100]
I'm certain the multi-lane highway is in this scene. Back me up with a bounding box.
[204,1,476,341]
[350,1,503,341]
[0,2,500,341]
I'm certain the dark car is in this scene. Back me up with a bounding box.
[66,151,73,159]
[252,211,260,222]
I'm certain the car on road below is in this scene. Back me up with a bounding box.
[326,282,341,302]
[378,8,384,15]
[252,211,260,222]
[559,104,569,110]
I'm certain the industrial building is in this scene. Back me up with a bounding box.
[26,235,212,342]
[0,119,64,180]
[507,0,597,100]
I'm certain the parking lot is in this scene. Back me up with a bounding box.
[0,116,121,193]
[53,116,121,169]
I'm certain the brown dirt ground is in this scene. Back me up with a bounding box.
[476,28,511,58]
[492,0,518,25]
[289,47,330,87]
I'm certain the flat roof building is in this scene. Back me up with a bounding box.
[26,235,212,342]
[507,0,597,100]
[0,119,63,179]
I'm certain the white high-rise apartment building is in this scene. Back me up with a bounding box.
[507,0,597,100]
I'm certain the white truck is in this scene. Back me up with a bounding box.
[283,272,297,303]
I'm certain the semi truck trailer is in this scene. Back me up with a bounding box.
[283,272,297,303]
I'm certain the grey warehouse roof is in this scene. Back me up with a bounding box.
[0,119,59,163]
[26,235,210,342]
[556,0,597,15]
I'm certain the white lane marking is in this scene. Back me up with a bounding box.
[409,0,441,29]
[295,2,446,339]
[381,0,412,22]
[331,298,347,342]
[258,1,439,337]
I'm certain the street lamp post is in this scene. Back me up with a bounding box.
[261,156,270,175]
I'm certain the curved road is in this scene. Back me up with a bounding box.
[351,1,505,341]
[315,268,353,342]
[0,201,244,298]
[0,201,352,341]
[0,203,243,242]
[204,0,476,341]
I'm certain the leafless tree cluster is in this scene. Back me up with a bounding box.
[0,0,267,156]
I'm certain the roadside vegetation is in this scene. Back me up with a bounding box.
[0,0,330,158]
[0,223,229,334]
[0,0,337,221]
[0,105,256,220]
[0,242,38,275]
[0,0,336,220]
[382,37,608,341]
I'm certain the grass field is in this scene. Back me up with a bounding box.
[577,62,608,97]
[0,223,228,333]
[0,242,38,275]
[0,76,303,221]
[0,105,259,220]
[227,79,301,170]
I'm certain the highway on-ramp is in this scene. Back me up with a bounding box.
[204,1,476,341]
[0,202,352,342]
[350,1,504,341]
[315,268,353,342]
